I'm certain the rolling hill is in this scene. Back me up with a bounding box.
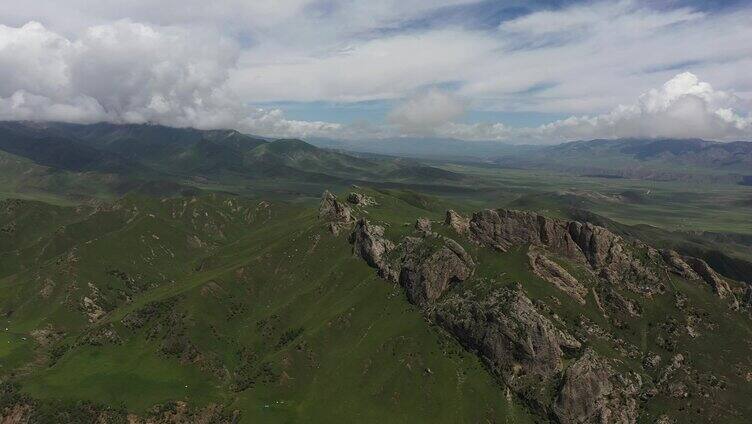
[0,122,469,201]
[1,188,752,423]
[496,138,752,183]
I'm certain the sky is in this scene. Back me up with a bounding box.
[0,0,750,143]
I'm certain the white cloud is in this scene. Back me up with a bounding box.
[238,109,342,139]
[0,1,751,143]
[387,89,466,135]
[0,20,347,138]
[437,72,752,143]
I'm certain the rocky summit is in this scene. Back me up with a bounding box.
[341,199,752,423]
[1,178,751,423]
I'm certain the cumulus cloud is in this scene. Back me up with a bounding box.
[387,89,466,135]
[0,1,751,143]
[437,72,752,143]
[239,109,343,139]
[0,20,346,138]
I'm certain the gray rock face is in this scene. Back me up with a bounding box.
[435,287,581,392]
[349,219,395,280]
[566,222,660,293]
[445,209,470,234]
[415,217,432,233]
[683,257,733,299]
[319,191,353,235]
[466,209,706,297]
[554,350,640,424]
[469,209,582,257]
[660,250,701,280]
[399,236,474,306]
[743,285,752,309]
[351,217,475,306]
[347,192,376,206]
[527,249,587,304]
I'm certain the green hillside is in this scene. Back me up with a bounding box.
[1,188,751,423]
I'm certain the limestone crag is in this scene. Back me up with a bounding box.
[527,249,587,304]
[319,191,354,235]
[398,236,475,306]
[468,209,582,257]
[660,250,701,280]
[445,209,470,234]
[347,192,376,206]
[683,257,733,299]
[466,209,736,299]
[351,217,475,306]
[553,350,640,424]
[349,218,396,280]
[435,286,581,397]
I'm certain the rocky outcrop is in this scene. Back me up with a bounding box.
[467,209,669,296]
[743,285,752,309]
[347,192,376,206]
[319,191,353,235]
[597,285,642,318]
[683,257,733,299]
[350,219,395,280]
[435,286,581,396]
[399,236,474,306]
[527,249,587,304]
[468,209,582,257]
[445,210,470,234]
[660,250,701,280]
[415,217,432,233]
[351,218,475,306]
[566,222,660,293]
[553,350,640,424]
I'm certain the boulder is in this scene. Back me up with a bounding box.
[554,350,640,424]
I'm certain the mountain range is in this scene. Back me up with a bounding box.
[1,121,752,423]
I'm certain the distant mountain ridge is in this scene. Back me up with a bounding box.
[495,137,752,183]
[0,121,469,200]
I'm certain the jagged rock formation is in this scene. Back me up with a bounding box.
[445,209,470,234]
[319,191,353,235]
[468,209,737,302]
[683,257,733,299]
[399,236,474,306]
[468,209,583,256]
[435,286,582,408]
[343,202,747,423]
[527,249,587,304]
[660,250,701,280]
[351,218,474,305]
[349,219,395,280]
[347,192,376,206]
[743,285,752,309]
[415,217,432,233]
[553,350,640,424]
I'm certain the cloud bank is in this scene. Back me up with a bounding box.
[434,72,752,143]
[0,0,750,143]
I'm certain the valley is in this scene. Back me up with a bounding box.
[0,122,751,423]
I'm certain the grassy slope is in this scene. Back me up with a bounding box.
[0,191,534,423]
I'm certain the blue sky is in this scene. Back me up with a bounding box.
[0,0,750,142]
